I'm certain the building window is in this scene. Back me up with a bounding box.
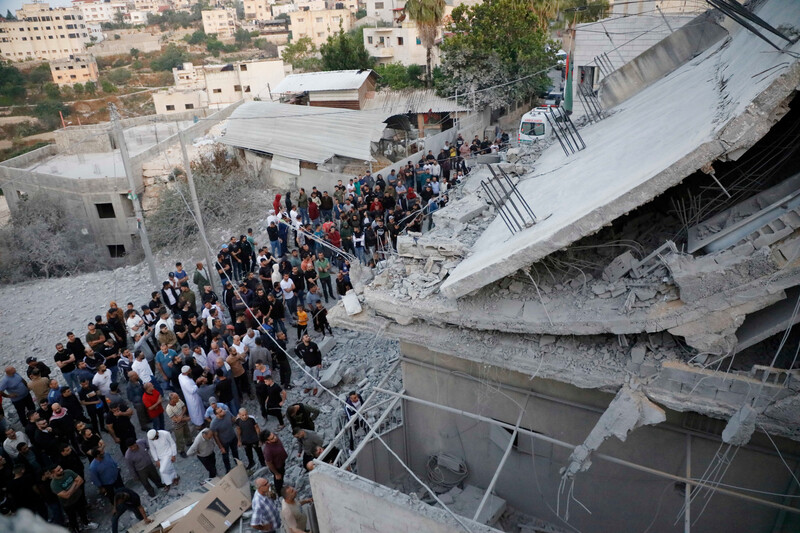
[107,244,126,258]
[315,17,323,23]
[233,84,241,92]
[375,1,384,8]
[416,37,421,45]
[165,104,175,111]
[397,36,403,45]
[185,103,194,109]
[95,203,116,219]
[240,64,247,71]
[367,36,373,44]
[212,88,222,93]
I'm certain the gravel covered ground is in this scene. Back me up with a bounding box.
[0,251,401,532]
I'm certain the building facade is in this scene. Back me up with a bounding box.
[363,21,436,67]
[244,0,272,21]
[50,53,99,87]
[289,8,353,48]
[202,8,237,38]
[0,3,93,61]
[365,0,404,23]
[73,0,128,24]
[154,58,290,114]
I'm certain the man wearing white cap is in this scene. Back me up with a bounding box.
[147,429,179,489]
[178,365,205,427]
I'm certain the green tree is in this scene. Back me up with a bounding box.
[206,37,225,57]
[43,82,61,100]
[320,26,373,71]
[5,9,16,20]
[73,82,84,94]
[114,11,125,26]
[234,28,252,45]
[101,79,118,93]
[27,63,52,88]
[84,81,97,95]
[107,68,132,84]
[438,0,552,109]
[281,37,321,72]
[150,43,189,71]
[130,47,140,58]
[403,0,444,86]
[375,63,424,89]
[184,29,207,45]
[33,100,70,130]
[0,63,26,102]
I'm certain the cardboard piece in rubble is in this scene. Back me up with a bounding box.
[128,461,251,533]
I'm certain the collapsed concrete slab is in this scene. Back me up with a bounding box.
[561,385,666,478]
[441,0,800,298]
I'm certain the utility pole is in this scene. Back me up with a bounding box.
[109,104,159,288]
[179,131,217,293]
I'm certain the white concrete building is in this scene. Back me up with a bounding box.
[202,8,237,38]
[73,0,128,24]
[154,58,290,114]
[363,21,436,67]
[0,3,93,61]
[365,0,404,23]
[289,8,353,48]
[244,0,272,21]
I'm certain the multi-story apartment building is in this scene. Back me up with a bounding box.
[289,8,353,48]
[72,0,128,24]
[50,53,99,87]
[0,3,94,62]
[153,58,290,114]
[202,8,237,38]
[363,21,439,67]
[133,0,167,15]
[365,0,404,23]
[243,0,272,22]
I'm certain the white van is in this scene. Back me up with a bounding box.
[518,107,565,144]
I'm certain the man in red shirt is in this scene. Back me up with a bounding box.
[142,382,165,431]
[260,430,288,494]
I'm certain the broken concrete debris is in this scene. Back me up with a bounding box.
[561,385,666,479]
[721,403,759,446]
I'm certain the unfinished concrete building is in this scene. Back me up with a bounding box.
[0,106,238,258]
[315,2,800,532]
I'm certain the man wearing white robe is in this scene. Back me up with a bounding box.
[179,365,206,427]
[147,429,179,487]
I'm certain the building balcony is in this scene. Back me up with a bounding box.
[372,45,394,58]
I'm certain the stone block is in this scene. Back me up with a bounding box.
[630,343,647,364]
[602,251,636,282]
[318,336,338,357]
[320,359,343,388]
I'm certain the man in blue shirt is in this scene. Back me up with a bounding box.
[88,447,124,503]
[0,366,35,422]
[156,344,177,391]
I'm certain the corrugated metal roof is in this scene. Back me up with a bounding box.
[361,89,470,114]
[273,70,375,94]
[218,101,390,163]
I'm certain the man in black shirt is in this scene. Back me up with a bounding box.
[263,374,285,428]
[228,236,243,281]
[294,334,321,395]
[111,487,152,533]
[105,402,136,456]
[336,272,353,297]
[98,338,121,384]
[55,342,80,392]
